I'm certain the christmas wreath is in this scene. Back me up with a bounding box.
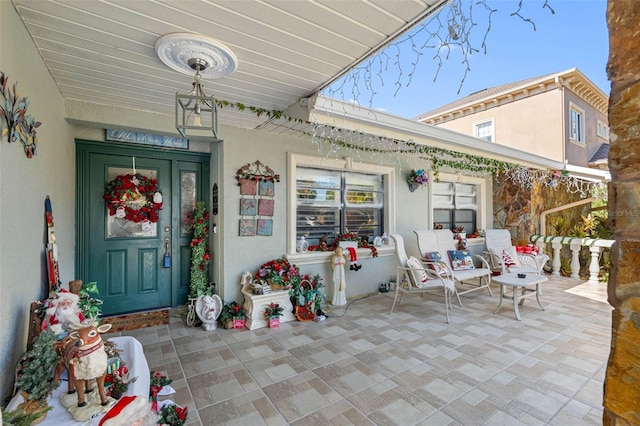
[103,173,163,223]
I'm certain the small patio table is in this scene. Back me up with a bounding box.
[493,273,548,320]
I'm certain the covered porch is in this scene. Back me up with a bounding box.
[114,276,609,425]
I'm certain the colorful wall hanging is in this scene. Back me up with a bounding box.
[0,72,41,158]
[236,160,278,236]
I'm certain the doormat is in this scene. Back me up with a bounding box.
[102,309,170,333]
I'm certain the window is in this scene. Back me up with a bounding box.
[570,104,584,143]
[597,120,609,140]
[288,153,395,254]
[432,180,478,233]
[296,168,383,246]
[474,119,494,142]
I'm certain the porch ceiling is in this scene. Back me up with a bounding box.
[11,0,447,133]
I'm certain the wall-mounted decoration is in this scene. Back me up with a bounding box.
[257,219,273,236]
[236,160,280,185]
[239,178,257,195]
[0,72,41,158]
[240,199,257,216]
[106,129,188,149]
[259,180,275,197]
[240,219,256,236]
[258,199,274,216]
[104,172,163,223]
[407,169,429,192]
[212,183,218,215]
[236,160,280,236]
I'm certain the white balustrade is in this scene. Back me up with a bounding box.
[530,235,614,284]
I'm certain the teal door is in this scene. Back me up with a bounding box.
[76,141,209,316]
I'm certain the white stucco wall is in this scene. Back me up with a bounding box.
[0,1,77,403]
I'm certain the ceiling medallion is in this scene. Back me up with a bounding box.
[155,33,238,78]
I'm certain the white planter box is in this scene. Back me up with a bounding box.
[241,285,294,330]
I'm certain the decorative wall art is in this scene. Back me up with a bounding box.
[259,180,275,197]
[239,178,257,195]
[239,219,256,236]
[257,219,273,236]
[0,72,41,158]
[257,199,274,216]
[240,199,257,216]
[236,160,280,236]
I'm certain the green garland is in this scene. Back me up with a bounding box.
[216,97,603,195]
[189,202,211,298]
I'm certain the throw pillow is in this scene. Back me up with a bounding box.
[447,250,475,271]
[423,251,446,275]
[406,256,429,288]
[490,246,521,268]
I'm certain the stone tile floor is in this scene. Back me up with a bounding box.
[115,277,611,425]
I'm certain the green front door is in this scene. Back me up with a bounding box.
[76,141,209,316]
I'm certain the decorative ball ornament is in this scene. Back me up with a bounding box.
[103,173,162,223]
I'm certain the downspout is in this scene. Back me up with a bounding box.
[556,75,567,163]
[539,197,595,234]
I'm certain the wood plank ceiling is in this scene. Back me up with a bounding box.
[12,0,447,132]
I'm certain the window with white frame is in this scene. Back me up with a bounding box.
[474,119,494,142]
[289,154,393,251]
[597,120,609,140]
[570,104,585,143]
[432,177,483,234]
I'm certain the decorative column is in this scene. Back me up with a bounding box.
[603,1,640,424]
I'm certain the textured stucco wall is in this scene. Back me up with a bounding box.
[0,1,77,403]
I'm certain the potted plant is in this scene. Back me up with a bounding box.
[263,303,284,328]
[453,225,466,239]
[288,274,324,321]
[220,301,245,329]
[158,403,189,426]
[255,258,301,291]
[407,169,429,192]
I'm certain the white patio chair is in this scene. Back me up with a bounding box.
[484,229,550,275]
[414,229,493,300]
[390,234,457,323]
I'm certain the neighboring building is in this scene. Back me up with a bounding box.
[415,68,610,170]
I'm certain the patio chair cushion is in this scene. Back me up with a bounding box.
[489,246,521,268]
[406,256,429,287]
[423,251,447,275]
[447,250,475,271]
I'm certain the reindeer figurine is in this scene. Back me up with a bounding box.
[56,321,113,407]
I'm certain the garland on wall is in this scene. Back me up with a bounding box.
[215,96,605,198]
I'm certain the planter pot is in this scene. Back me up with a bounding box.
[222,318,234,329]
[233,317,245,329]
[17,393,50,425]
[268,316,280,328]
[294,303,315,321]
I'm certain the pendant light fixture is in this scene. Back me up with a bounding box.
[155,33,238,141]
[175,58,217,138]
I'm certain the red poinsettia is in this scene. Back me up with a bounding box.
[103,173,162,223]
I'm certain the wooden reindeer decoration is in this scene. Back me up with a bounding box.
[56,321,112,407]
